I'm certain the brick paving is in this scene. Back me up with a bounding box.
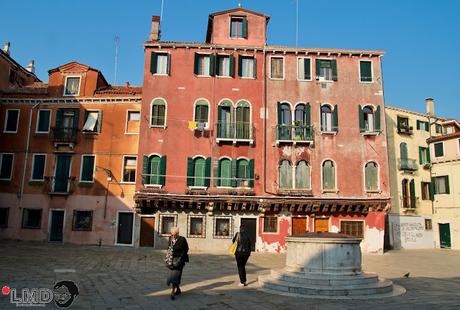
[1,241,460,309]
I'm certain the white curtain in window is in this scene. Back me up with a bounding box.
[157,54,168,74]
[83,112,98,131]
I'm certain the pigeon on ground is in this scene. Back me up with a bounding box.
[403,272,410,278]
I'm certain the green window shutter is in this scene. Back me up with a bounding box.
[253,56,257,78]
[315,59,320,80]
[32,155,45,180]
[97,111,102,133]
[142,155,149,185]
[416,120,421,130]
[304,58,311,80]
[55,109,63,128]
[81,156,95,181]
[425,122,430,131]
[229,55,235,77]
[305,103,311,127]
[209,54,216,76]
[445,176,450,194]
[249,159,254,188]
[159,155,167,185]
[358,105,364,132]
[242,17,248,38]
[332,105,339,131]
[429,180,435,200]
[193,53,199,75]
[238,55,243,77]
[375,106,381,131]
[277,102,282,125]
[166,54,171,75]
[427,147,431,163]
[419,147,424,164]
[331,59,338,81]
[73,109,80,129]
[204,157,212,187]
[150,52,158,74]
[421,182,426,200]
[186,157,194,186]
[214,158,220,187]
[231,159,237,187]
[431,177,436,196]
[410,179,416,208]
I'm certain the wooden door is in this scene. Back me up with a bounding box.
[292,217,307,235]
[314,218,329,233]
[49,210,64,242]
[140,217,155,247]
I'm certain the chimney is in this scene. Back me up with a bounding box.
[425,97,435,116]
[2,41,10,55]
[26,60,35,74]
[149,16,161,41]
[125,81,130,87]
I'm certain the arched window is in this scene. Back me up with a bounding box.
[193,157,206,187]
[294,103,312,140]
[142,154,166,186]
[217,100,233,139]
[194,99,209,124]
[279,160,293,189]
[295,160,310,189]
[400,142,408,160]
[277,103,292,140]
[149,155,161,185]
[219,158,232,187]
[364,161,378,191]
[151,98,166,126]
[236,101,250,139]
[363,106,374,132]
[321,105,333,132]
[322,160,335,190]
[237,159,250,187]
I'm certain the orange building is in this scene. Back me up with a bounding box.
[0,50,142,245]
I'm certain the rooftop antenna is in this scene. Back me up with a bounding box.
[295,0,299,47]
[114,35,120,85]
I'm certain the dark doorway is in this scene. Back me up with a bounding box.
[240,218,256,251]
[292,217,307,235]
[117,212,134,245]
[439,223,451,248]
[49,210,64,242]
[140,217,155,247]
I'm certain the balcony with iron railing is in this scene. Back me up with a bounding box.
[216,122,254,144]
[398,158,418,171]
[51,127,79,143]
[44,176,76,195]
[275,125,314,145]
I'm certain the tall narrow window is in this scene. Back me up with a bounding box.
[194,54,211,76]
[217,100,233,139]
[122,156,137,183]
[31,154,46,181]
[219,158,232,187]
[142,155,166,186]
[194,100,209,125]
[82,111,101,133]
[295,160,310,189]
[322,160,336,191]
[149,155,161,185]
[64,77,80,96]
[363,106,374,132]
[400,142,408,161]
[157,53,169,74]
[0,208,9,228]
[126,111,140,134]
[80,155,95,182]
[216,55,231,77]
[36,110,51,133]
[235,101,250,139]
[236,159,250,188]
[230,16,247,38]
[0,153,14,180]
[364,161,378,191]
[239,56,255,78]
[270,57,284,79]
[359,61,372,82]
[297,58,311,80]
[150,99,166,127]
[277,103,292,140]
[4,109,19,133]
[279,160,292,189]
[434,142,444,157]
[187,157,211,187]
[321,105,333,132]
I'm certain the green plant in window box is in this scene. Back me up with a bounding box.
[293,120,301,127]
[293,135,302,141]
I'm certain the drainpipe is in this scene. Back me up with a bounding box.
[19,102,40,207]
[426,97,435,215]
[262,47,267,194]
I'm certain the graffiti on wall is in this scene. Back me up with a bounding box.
[393,222,425,243]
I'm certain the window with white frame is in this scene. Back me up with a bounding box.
[239,56,256,78]
[31,154,46,181]
[364,161,379,191]
[194,100,209,125]
[321,105,333,132]
[82,111,101,133]
[322,160,336,191]
[195,54,211,76]
[316,59,337,81]
[0,153,14,180]
[263,216,277,233]
[122,156,137,183]
[64,77,81,96]
[72,210,93,231]
[214,217,232,238]
[160,214,177,235]
[278,160,293,189]
[151,99,166,127]
[188,215,206,238]
[150,52,170,75]
[297,58,311,80]
[230,16,247,38]
[295,160,310,189]
[36,110,51,133]
[80,155,95,182]
[359,61,372,82]
[4,109,19,133]
[126,111,140,134]
[216,55,231,77]
[270,57,284,79]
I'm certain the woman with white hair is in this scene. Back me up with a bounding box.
[165,226,189,300]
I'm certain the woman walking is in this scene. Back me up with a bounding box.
[165,227,189,300]
[232,224,251,286]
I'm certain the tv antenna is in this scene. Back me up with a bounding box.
[295,0,299,47]
[114,35,120,85]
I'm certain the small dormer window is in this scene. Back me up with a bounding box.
[230,16,247,39]
[64,76,81,96]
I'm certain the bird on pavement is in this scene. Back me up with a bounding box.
[403,272,410,278]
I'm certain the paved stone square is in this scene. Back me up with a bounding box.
[1,241,460,309]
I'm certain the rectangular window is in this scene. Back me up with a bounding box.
[359,61,372,82]
[230,16,246,38]
[434,142,444,157]
[4,109,19,133]
[240,56,256,78]
[157,53,169,74]
[270,57,284,79]
[36,110,51,133]
[22,208,42,229]
[0,153,14,180]
[31,154,46,181]
[340,221,364,238]
[316,59,337,81]
[0,208,9,228]
[126,111,140,134]
[216,55,230,77]
[421,182,431,200]
[434,176,449,195]
[188,215,205,238]
[214,217,231,237]
[195,54,211,76]
[160,215,177,235]
[80,155,95,182]
[263,216,277,233]
[297,58,311,80]
[397,116,411,133]
[122,156,137,183]
[82,111,101,133]
[425,219,432,230]
[64,76,81,96]
[72,210,93,231]
[435,124,443,134]
[416,120,429,131]
[419,147,430,164]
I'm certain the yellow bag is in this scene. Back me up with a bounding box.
[229,241,238,255]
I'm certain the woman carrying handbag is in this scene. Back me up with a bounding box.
[232,224,251,287]
[165,227,189,300]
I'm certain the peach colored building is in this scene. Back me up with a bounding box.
[135,8,390,253]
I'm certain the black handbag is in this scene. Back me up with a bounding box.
[167,256,182,270]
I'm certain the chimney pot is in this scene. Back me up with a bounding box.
[125,81,130,87]
[26,60,35,74]
[2,41,10,55]
[149,15,161,41]
[425,97,435,116]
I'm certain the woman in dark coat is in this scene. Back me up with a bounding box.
[233,224,251,286]
[165,227,189,300]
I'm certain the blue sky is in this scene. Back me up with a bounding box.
[1,0,458,119]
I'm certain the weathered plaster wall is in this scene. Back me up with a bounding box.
[388,214,434,249]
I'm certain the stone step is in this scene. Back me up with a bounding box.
[270,269,380,286]
[259,274,394,297]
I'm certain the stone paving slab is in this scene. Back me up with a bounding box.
[0,241,460,309]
